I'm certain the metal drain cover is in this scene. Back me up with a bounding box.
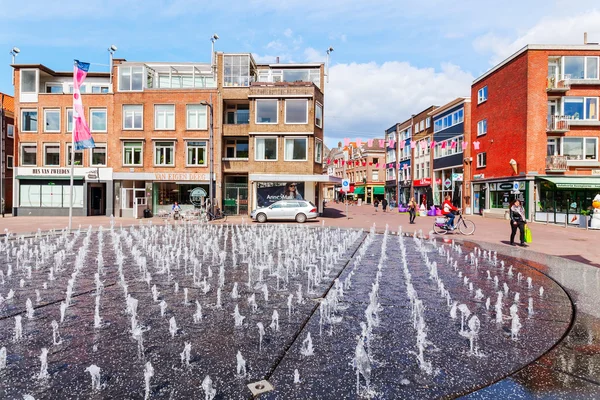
[248,380,274,397]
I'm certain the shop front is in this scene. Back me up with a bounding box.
[535,176,600,226]
[13,167,113,217]
[433,168,463,207]
[413,178,433,208]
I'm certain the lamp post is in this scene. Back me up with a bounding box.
[200,100,214,217]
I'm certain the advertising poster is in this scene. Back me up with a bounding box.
[256,182,305,207]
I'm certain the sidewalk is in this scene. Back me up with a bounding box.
[0,204,598,267]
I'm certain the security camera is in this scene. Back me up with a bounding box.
[11,47,20,54]
[212,33,219,40]
[109,45,118,52]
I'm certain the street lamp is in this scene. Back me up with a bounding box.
[200,100,214,217]
[10,47,19,85]
[325,46,334,83]
[108,45,117,86]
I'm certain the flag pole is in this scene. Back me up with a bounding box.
[68,60,76,232]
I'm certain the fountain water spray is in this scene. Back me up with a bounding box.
[202,375,217,400]
[26,298,34,319]
[13,315,22,342]
[169,317,178,338]
[236,351,247,377]
[528,297,534,316]
[294,369,301,383]
[257,322,265,352]
[270,310,279,331]
[193,301,203,323]
[232,305,246,327]
[39,348,49,379]
[510,304,522,340]
[180,342,191,368]
[160,300,167,317]
[51,320,61,345]
[0,347,6,370]
[85,364,101,391]
[300,332,314,356]
[353,338,371,395]
[495,292,503,323]
[144,362,154,400]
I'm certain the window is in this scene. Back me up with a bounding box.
[155,105,175,130]
[44,144,60,166]
[91,144,107,166]
[372,170,379,181]
[68,85,87,94]
[477,152,487,168]
[419,120,425,131]
[154,142,175,166]
[435,109,465,132]
[284,137,308,161]
[225,139,249,159]
[44,109,60,132]
[225,104,249,125]
[21,70,37,93]
[563,97,598,120]
[315,140,323,163]
[123,105,143,129]
[186,141,206,166]
[66,144,84,166]
[7,155,13,169]
[21,144,37,166]
[90,108,107,132]
[315,102,323,128]
[478,86,488,104]
[91,85,110,93]
[223,54,251,87]
[255,137,277,161]
[477,119,487,136]
[123,142,143,166]
[7,124,14,138]
[256,100,278,124]
[21,109,38,132]
[563,137,597,160]
[66,109,73,132]
[285,99,308,124]
[119,66,144,91]
[186,104,207,130]
[425,117,431,129]
[45,83,63,94]
[564,56,599,80]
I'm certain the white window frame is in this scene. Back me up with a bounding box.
[154,141,175,166]
[66,108,73,133]
[561,137,598,161]
[123,141,144,166]
[186,104,208,130]
[123,105,143,130]
[44,109,61,133]
[255,137,278,161]
[20,69,38,95]
[118,65,144,91]
[477,86,488,104]
[562,56,600,80]
[562,97,599,120]
[477,119,487,136]
[91,85,110,94]
[284,99,308,124]
[477,152,487,168]
[20,143,37,166]
[90,108,108,132]
[255,99,278,124]
[185,141,207,166]
[90,144,107,167]
[66,144,84,167]
[43,143,61,166]
[372,170,379,182]
[21,109,38,132]
[7,155,13,169]
[45,82,64,94]
[315,102,323,128]
[284,137,308,161]
[154,104,175,130]
[315,139,323,163]
[7,124,14,138]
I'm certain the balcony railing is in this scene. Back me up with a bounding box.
[546,155,568,172]
[547,74,571,91]
[547,115,570,132]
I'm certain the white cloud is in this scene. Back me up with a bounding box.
[303,47,324,63]
[323,61,473,148]
[283,28,293,38]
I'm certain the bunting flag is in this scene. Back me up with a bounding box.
[451,141,457,149]
[341,160,345,165]
[441,141,447,149]
[410,141,416,149]
[473,141,481,150]
[362,161,367,166]
[378,139,385,148]
[430,141,436,149]
[389,139,396,148]
[367,139,374,147]
[327,159,331,164]
[72,60,95,150]
[375,163,380,168]
[399,140,405,149]
[462,141,468,150]
[344,138,350,147]
[356,138,362,147]
[420,141,426,149]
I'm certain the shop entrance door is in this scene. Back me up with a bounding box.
[121,188,146,218]
[224,187,248,215]
[88,184,105,216]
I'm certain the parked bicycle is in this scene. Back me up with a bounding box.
[432,210,476,235]
[199,207,227,223]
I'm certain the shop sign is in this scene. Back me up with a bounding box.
[154,172,210,181]
[498,183,514,190]
[444,178,452,188]
[413,178,431,186]
[452,173,463,182]
[33,168,71,175]
[473,174,485,180]
[87,171,98,180]
[190,187,207,206]
[592,169,600,175]
[256,182,305,207]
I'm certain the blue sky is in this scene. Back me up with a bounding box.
[1,0,599,149]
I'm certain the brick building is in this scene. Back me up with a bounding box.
[471,44,600,224]
[410,106,438,208]
[1,92,14,213]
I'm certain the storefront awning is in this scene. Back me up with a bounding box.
[353,186,365,195]
[540,176,600,189]
[373,186,385,195]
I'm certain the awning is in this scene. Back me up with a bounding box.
[373,186,385,195]
[539,176,600,189]
[353,186,365,195]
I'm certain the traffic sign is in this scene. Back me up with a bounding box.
[341,179,350,192]
[512,181,520,191]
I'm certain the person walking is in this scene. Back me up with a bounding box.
[408,196,417,224]
[374,199,379,212]
[510,199,527,247]
[382,198,388,212]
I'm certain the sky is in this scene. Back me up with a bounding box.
[1,0,600,149]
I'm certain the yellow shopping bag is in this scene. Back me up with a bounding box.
[524,225,532,243]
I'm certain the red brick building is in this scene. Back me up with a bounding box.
[471,44,600,225]
[1,93,14,214]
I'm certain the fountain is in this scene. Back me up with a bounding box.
[202,375,217,400]
[85,364,101,391]
[353,338,371,395]
[231,282,239,299]
[51,320,61,345]
[160,300,167,317]
[0,347,6,370]
[236,351,247,377]
[495,292,503,323]
[232,305,246,327]
[458,304,471,333]
[180,342,192,368]
[270,310,279,332]
[510,304,521,340]
[300,332,314,356]
[193,301,203,323]
[13,315,22,342]
[169,317,178,338]
[528,297,534,316]
[144,362,154,400]
[294,369,301,383]
[26,298,34,319]
[257,322,265,352]
[39,348,49,379]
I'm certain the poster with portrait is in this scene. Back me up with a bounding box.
[256,182,305,207]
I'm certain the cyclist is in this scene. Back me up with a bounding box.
[172,202,182,220]
[442,195,459,230]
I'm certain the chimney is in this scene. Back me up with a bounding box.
[584,32,588,44]
[276,56,280,64]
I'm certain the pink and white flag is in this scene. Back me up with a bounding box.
[73,60,95,150]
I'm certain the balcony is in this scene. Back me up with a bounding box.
[223,124,249,136]
[249,81,317,98]
[546,155,568,172]
[546,75,571,92]
[547,115,570,133]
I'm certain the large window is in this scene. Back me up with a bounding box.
[477,152,487,168]
[155,105,175,130]
[255,137,277,161]
[44,144,60,166]
[563,97,598,120]
[66,144,84,166]
[225,139,249,159]
[123,142,143,166]
[187,104,207,130]
[284,137,307,161]
[119,66,144,91]
[45,83,63,94]
[285,99,308,124]
[223,55,251,87]
[563,137,597,160]
[477,86,488,104]
[256,100,278,124]
[564,56,599,80]
[226,104,249,125]
[123,105,143,129]
[477,119,487,136]
[315,140,323,163]
[154,141,175,166]
[186,141,206,166]
[90,108,107,132]
[91,144,107,166]
[44,109,60,132]
[20,181,83,208]
[434,109,464,132]
[315,102,323,128]
[21,144,37,166]
[21,110,38,132]
[66,109,73,132]
[21,70,37,93]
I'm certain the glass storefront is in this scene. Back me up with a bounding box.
[538,181,596,215]
[153,182,209,211]
[433,168,463,206]
[224,176,248,215]
[489,181,527,215]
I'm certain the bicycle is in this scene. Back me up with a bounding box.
[432,211,476,235]
[199,207,227,223]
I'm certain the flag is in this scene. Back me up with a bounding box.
[73,60,95,150]
[356,138,362,147]
[473,141,481,150]
[367,139,374,147]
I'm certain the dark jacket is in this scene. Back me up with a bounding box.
[510,207,526,223]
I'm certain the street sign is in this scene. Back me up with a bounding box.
[512,181,520,191]
[341,179,350,192]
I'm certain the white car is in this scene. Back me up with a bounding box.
[250,200,318,223]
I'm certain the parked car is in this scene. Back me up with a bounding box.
[250,200,318,223]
